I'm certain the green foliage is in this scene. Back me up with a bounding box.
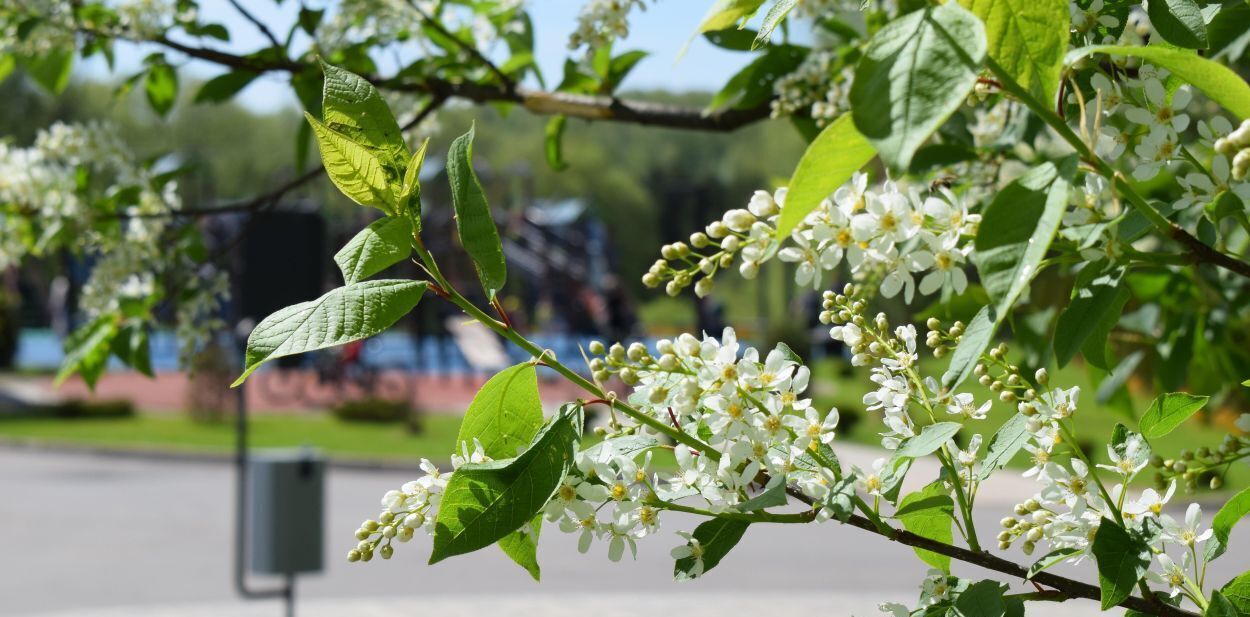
[1146,0,1208,49]
[334,217,413,284]
[430,406,580,564]
[1207,590,1240,617]
[143,57,179,118]
[952,580,1019,617]
[1139,392,1209,439]
[753,0,800,49]
[979,412,1030,480]
[960,0,1068,105]
[774,115,876,238]
[974,160,1073,317]
[1070,45,1250,119]
[709,44,807,112]
[456,363,545,460]
[1208,486,1250,561]
[447,124,508,300]
[1091,518,1151,610]
[319,61,409,179]
[896,481,954,572]
[942,305,996,389]
[331,398,412,423]
[1221,571,1250,615]
[896,422,962,458]
[306,113,397,212]
[673,517,751,581]
[696,0,767,33]
[850,4,987,170]
[233,280,428,385]
[1027,547,1082,578]
[194,71,259,104]
[55,315,118,389]
[1054,268,1129,368]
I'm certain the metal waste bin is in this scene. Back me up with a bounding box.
[248,449,325,575]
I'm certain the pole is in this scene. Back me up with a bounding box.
[233,322,294,614]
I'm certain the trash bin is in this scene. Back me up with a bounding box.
[248,449,325,575]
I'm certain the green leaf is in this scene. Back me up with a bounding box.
[305,113,396,213]
[952,580,1013,617]
[974,160,1072,316]
[1054,268,1128,368]
[431,407,580,564]
[1028,547,1082,579]
[1207,590,1239,617]
[736,480,788,511]
[111,324,153,378]
[319,61,408,177]
[753,0,800,49]
[1221,571,1250,616]
[397,137,428,224]
[1091,518,1151,610]
[1147,0,1209,49]
[582,435,661,461]
[193,71,259,104]
[673,517,751,581]
[959,0,1068,104]
[544,115,569,171]
[896,482,954,572]
[703,27,760,51]
[232,280,427,386]
[1207,486,1250,562]
[457,363,545,460]
[333,217,412,284]
[606,50,649,90]
[1068,45,1250,119]
[897,422,962,458]
[21,48,73,94]
[1140,392,1209,439]
[774,115,876,238]
[498,515,542,581]
[708,44,807,111]
[697,0,767,33]
[144,61,178,118]
[448,124,508,300]
[850,4,988,170]
[979,411,1029,480]
[55,315,118,389]
[942,304,997,389]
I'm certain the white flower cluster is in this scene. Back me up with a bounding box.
[319,0,524,54]
[770,51,853,126]
[350,458,449,562]
[644,173,980,303]
[567,0,647,52]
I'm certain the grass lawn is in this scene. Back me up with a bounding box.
[0,413,466,463]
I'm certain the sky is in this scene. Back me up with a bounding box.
[79,1,759,113]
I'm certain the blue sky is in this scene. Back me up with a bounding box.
[80,1,756,112]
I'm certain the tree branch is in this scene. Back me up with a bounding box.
[225,0,283,49]
[403,0,515,92]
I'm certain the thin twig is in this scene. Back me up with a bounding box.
[404,0,515,92]
[226,0,283,49]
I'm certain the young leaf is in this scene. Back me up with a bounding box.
[942,304,997,389]
[979,411,1030,480]
[447,124,508,300]
[775,115,876,238]
[1054,268,1129,368]
[896,422,962,458]
[753,0,800,49]
[1220,571,1250,615]
[974,160,1072,317]
[1091,518,1151,610]
[20,48,73,94]
[333,216,412,284]
[319,61,408,176]
[1206,486,1250,561]
[397,137,428,225]
[850,4,988,170]
[708,44,807,112]
[306,113,396,213]
[673,518,751,581]
[1139,392,1209,439]
[1207,590,1239,617]
[193,71,259,104]
[696,0,767,33]
[1028,547,1082,578]
[736,480,788,512]
[1068,45,1250,119]
[544,115,569,171]
[959,0,1068,105]
[498,515,542,581]
[457,363,545,460]
[144,60,178,118]
[896,482,954,572]
[55,315,119,389]
[430,407,579,564]
[1147,0,1209,49]
[952,580,1013,617]
[232,280,427,386]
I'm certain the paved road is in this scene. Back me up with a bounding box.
[1,447,1242,617]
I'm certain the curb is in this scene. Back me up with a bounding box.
[0,436,440,473]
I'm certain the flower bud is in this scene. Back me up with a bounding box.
[690,232,709,248]
[347,549,362,563]
[641,273,660,288]
[627,342,646,362]
[1034,368,1048,385]
[363,520,379,532]
[665,281,680,296]
[660,243,678,260]
[1001,517,1017,528]
[740,261,759,279]
[707,221,729,238]
[723,208,756,232]
[593,370,610,383]
[620,367,639,385]
[721,235,741,252]
[926,317,941,330]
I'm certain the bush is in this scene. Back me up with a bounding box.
[49,399,135,419]
[331,397,419,430]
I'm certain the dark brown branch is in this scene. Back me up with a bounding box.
[225,0,283,49]
[1170,223,1250,278]
[781,486,1194,617]
[141,33,773,132]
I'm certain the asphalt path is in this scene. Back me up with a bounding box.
[2,447,1244,617]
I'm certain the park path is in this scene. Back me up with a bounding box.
[4,447,1246,617]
